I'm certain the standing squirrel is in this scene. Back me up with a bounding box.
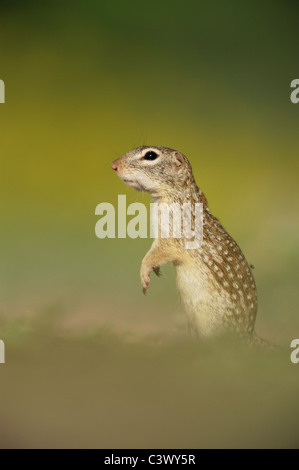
[111,146,264,344]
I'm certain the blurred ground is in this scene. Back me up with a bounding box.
[0,313,298,449]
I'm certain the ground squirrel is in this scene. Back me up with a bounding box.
[111,146,264,344]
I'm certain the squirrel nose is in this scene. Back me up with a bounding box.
[111,160,118,171]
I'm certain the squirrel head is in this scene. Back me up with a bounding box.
[111,145,196,200]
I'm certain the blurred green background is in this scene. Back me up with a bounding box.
[0,0,299,448]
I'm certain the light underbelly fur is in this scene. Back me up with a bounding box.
[175,261,235,336]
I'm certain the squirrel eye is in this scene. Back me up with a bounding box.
[143,151,158,161]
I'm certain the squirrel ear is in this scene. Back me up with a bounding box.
[174,152,184,167]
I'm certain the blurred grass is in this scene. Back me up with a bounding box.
[0,0,299,448]
[0,311,298,449]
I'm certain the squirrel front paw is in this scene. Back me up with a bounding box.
[140,264,161,294]
[153,266,161,277]
[140,263,152,294]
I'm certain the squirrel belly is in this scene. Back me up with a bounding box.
[175,260,233,337]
